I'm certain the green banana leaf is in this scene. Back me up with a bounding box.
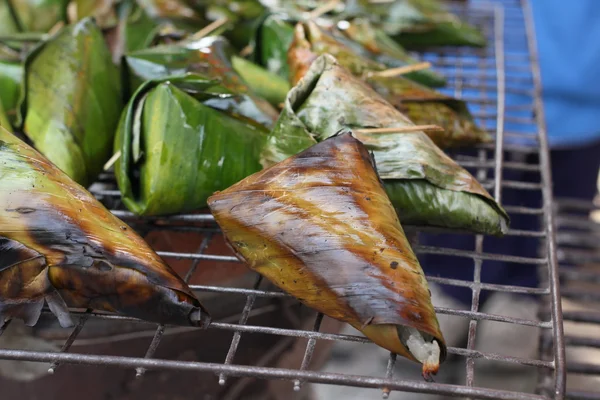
[8,0,68,33]
[193,0,267,50]
[0,1,21,35]
[0,99,11,132]
[114,74,270,216]
[0,50,23,124]
[262,55,508,235]
[17,17,122,187]
[124,35,279,125]
[289,21,490,148]
[249,13,295,81]
[343,0,486,48]
[331,18,446,87]
[115,1,161,52]
[231,55,290,106]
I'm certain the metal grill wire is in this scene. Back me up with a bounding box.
[0,0,566,399]
[551,199,600,400]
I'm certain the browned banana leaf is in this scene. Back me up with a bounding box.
[289,21,490,148]
[0,126,210,328]
[262,54,509,236]
[209,131,446,379]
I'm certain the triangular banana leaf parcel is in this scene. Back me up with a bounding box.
[0,127,210,329]
[17,17,123,187]
[114,74,270,216]
[209,131,446,379]
[289,21,490,148]
[262,55,509,236]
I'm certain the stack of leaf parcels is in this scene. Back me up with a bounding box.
[0,0,508,379]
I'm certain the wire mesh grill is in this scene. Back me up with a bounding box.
[550,199,600,400]
[0,0,567,399]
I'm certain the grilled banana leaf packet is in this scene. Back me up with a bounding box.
[342,0,486,48]
[209,132,446,379]
[289,21,490,148]
[263,55,509,236]
[124,35,284,115]
[249,13,442,88]
[16,17,122,187]
[0,127,210,328]
[114,74,271,216]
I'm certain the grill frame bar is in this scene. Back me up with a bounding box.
[0,1,567,399]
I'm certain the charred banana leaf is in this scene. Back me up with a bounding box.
[209,132,446,379]
[289,21,490,148]
[124,35,280,119]
[343,0,486,48]
[17,17,122,187]
[0,127,210,328]
[262,55,509,235]
[114,74,270,216]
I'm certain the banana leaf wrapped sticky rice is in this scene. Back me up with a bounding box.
[0,127,210,328]
[289,21,490,148]
[262,55,509,236]
[342,0,486,48]
[124,35,284,115]
[17,17,122,187]
[249,13,442,88]
[114,74,271,216]
[209,132,446,379]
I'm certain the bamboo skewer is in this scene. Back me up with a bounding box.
[189,17,229,41]
[368,62,432,78]
[103,151,122,171]
[354,125,444,134]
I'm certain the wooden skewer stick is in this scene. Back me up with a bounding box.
[354,125,444,134]
[369,62,432,78]
[48,21,64,36]
[239,44,253,57]
[306,0,340,20]
[103,150,122,171]
[189,17,229,41]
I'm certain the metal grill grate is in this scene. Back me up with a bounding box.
[549,199,600,400]
[0,0,567,399]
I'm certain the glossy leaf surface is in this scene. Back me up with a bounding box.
[124,35,278,122]
[263,55,508,235]
[114,74,270,216]
[0,127,210,328]
[18,18,122,187]
[209,132,446,377]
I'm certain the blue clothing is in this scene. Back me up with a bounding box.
[530,0,600,147]
[419,0,600,305]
